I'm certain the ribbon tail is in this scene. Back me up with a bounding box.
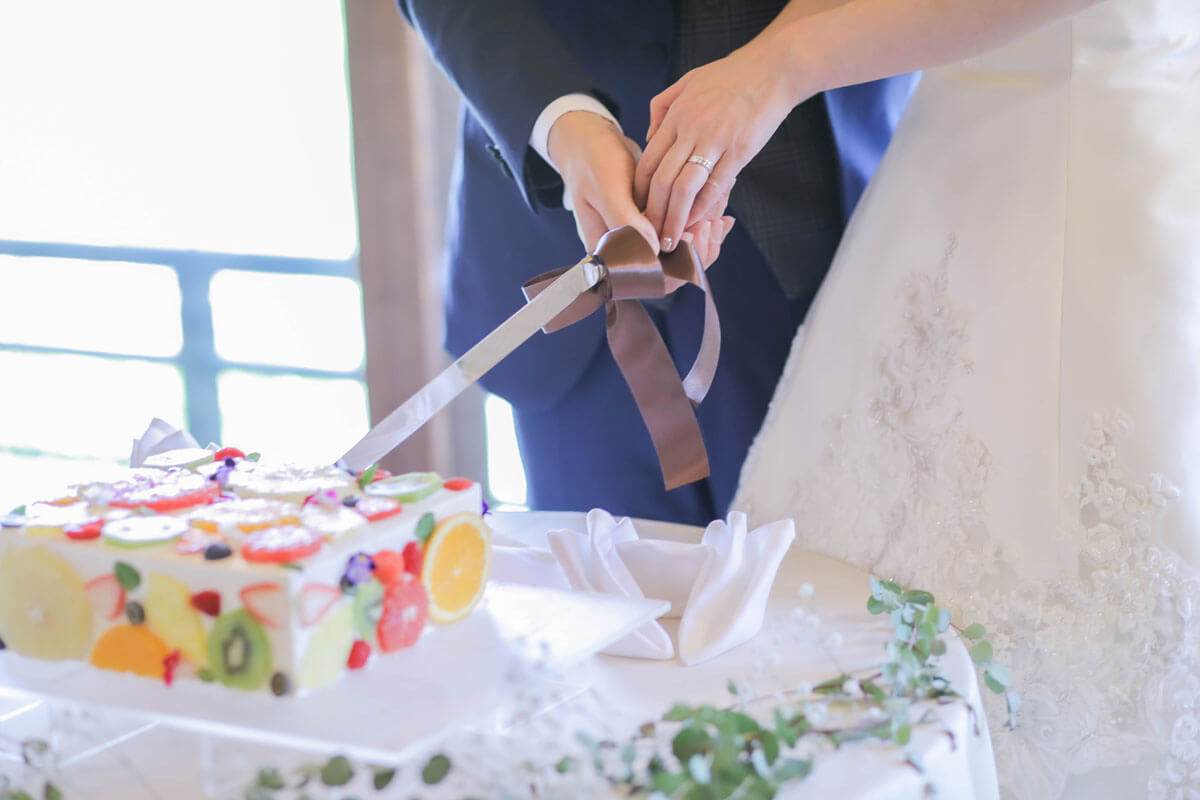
[661,244,720,406]
[606,299,710,490]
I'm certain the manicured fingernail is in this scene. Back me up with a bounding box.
[661,237,673,251]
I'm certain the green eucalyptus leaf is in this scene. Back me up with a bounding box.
[774,709,799,747]
[257,767,286,789]
[43,785,62,800]
[962,623,987,640]
[663,703,695,721]
[969,640,994,665]
[880,578,902,595]
[860,678,887,702]
[894,723,911,746]
[867,596,887,615]
[758,730,780,765]
[672,725,712,762]
[984,665,1011,694]
[930,639,948,656]
[936,609,952,633]
[727,679,739,695]
[900,590,934,605]
[651,770,689,794]
[772,758,812,782]
[421,754,451,785]
[554,757,575,774]
[371,766,396,790]
[319,756,353,787]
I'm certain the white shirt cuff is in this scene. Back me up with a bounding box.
[530,93,621,173]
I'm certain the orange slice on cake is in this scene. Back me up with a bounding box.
[419,512,491,624]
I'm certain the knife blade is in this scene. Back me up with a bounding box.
[337,257,606,472]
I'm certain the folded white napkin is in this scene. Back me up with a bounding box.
[525,509,794,665]
[129,418,201,468]
[676,512,794,665]
[548,510,675,659]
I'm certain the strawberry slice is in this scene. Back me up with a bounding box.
[355,496,403,523]
[64,518,104,540]
[163,650,182,686]
[84,574,126,620]
[190,590,222,617]
[346,639,371,670]
[442,477,473,492]
[241,526,322,564]
[376,574,428,652]
[297,583,341,627]
[240,583,287,629]
[402,541,423,577]
[212,447,245,462]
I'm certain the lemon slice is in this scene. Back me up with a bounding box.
[0,546,93,659]
[364,472,442,503]
[420,512,491,624]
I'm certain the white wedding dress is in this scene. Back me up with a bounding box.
[733,0,1200,797]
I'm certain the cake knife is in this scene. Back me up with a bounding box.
[336,255,606,473]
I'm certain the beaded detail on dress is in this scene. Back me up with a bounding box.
[734,243,1198,799]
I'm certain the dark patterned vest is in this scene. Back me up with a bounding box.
[674,0,843,300]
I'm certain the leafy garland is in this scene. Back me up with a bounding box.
[1,578,1018,800]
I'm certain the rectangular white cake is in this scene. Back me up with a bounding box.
[0,449,490,697]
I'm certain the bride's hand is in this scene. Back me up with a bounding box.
[634,35,803,251]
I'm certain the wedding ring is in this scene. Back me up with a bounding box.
[687,155,715,173]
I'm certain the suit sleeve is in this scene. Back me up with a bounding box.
[398,0,616,210]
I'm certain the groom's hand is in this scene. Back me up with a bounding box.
[548,111,660,254]
[549,111,736,266]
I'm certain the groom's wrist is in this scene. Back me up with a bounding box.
[532,94,622,173]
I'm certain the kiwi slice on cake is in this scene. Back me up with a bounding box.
[363,472,441,503]
[207,609,272,690]
[352,579,385,644]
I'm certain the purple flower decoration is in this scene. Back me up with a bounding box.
[342,552,375,587]
[481,498,490,516]
[212,463,235,488]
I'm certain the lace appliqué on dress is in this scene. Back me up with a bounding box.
[738,243,1199,799]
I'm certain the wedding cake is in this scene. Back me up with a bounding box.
[0,448,492,696]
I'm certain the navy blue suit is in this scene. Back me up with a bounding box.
[399,1,914,526]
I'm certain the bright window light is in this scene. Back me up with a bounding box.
[0,255,182,357]
[484,394,528,508]
[217,370,368,464]
[0,0,356,259]
[0,452,129,514]
[210,270,365,372]
[0,351,185,460]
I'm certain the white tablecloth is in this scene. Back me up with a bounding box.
[0,511,999,799]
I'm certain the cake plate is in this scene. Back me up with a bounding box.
[0,570,668,767]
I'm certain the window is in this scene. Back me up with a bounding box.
[0,1,362,509]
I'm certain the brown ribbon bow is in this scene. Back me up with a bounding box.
[522,226,721,490]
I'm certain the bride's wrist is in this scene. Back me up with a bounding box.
[767,19,830,105]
